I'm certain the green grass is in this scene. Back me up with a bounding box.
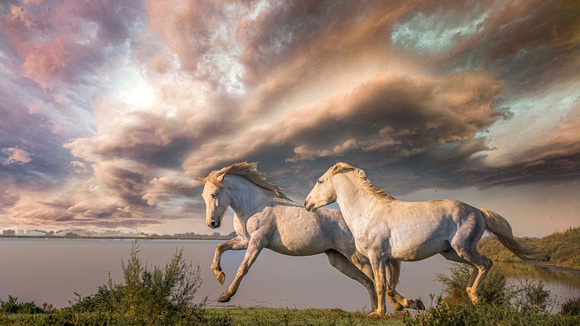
[2,305,579,326]
[538,227,580,269]
[478,227,580,269]
[0,308,405,325]
[206,308,404,325]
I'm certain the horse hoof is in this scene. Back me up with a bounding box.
[217,293,231,302]
[368,310,386,318]
[411,299,425,310]
[215,272,226,285]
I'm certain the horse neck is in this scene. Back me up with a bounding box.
[334,173,377,219]
[225,175,275,220]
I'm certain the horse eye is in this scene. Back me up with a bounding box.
[317,179,323,184]
[211,193,218,198]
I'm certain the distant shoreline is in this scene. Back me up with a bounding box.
[510,260,580,275]
[0,235,234,241]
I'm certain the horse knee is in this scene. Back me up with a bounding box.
[485,258,492,269]
[477,257,492,272]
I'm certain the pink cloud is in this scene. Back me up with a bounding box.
[21,36,68,88]
[3,148,32,165]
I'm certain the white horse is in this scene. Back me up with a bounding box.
[199,162,421,311]
[305,162,546,315]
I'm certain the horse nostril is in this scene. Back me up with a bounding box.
[210,221,217,228]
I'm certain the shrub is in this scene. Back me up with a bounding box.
[405,297,580,326]
[71,241,206,325]
[512,280,551,314]
[436,262,553,314]
[0,296,44,315]
[561,297,580,315]
[435,263,509,306]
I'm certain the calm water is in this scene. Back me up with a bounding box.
[0,238,577,313]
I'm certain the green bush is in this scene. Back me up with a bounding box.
[0,296,44,315]
[70,241,207,325]
[404,262,579,325]
[435,263,509,306]
[405,297,580,326]
[561,297,580,316]
[512,280,551,314]
[435,262,553,313]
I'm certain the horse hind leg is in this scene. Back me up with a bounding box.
[384,259,425,311]
[325,250,380,312]
[454,248,493,304]
[440,247,480,298]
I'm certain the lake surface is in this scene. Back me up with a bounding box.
[0,238,577,313]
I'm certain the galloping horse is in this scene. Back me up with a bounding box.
[199,162,421,311]
[305,162,546,315]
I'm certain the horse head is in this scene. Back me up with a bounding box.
[304,163,349,211]
[199,174,230,229]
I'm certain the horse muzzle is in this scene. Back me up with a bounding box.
[304,199,317,212]
[208,220,221,229]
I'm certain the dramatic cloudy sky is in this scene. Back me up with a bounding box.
[1,0,578,236]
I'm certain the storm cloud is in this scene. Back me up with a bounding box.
[0,0,578,234]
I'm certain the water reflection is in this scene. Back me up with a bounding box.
[492,261,580,288]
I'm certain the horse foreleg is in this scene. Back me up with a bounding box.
[343,251,404,311]
[218,234,267,302]
[368,254,388,316]
[212,236,248,285]
[325,250,379,311]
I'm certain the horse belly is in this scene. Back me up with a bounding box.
[267,226,331,256]
[267,236,330,256]
[390,239,448,261]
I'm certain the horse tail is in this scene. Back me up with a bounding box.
[479,208,548,261]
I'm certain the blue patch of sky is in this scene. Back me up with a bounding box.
[474,131,487,139]
[390,7,488,55]
[486,82,580,142]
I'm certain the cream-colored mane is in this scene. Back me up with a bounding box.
[205,162,289,200]
[332,163,394,200]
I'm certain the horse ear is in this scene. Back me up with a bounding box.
[331,164,341,175]
[249,162,259,171]
[215,174,227,188]
[358,169,367,179]
[198,176,207,184]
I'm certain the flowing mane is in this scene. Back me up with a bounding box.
[332,162,394,200]
[206,162,290,200]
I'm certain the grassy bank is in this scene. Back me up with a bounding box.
[2,303,579,325]
[478,227,580,270]
[0,306,405,325]
[206,308,403,325]
[0,240,578,325]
